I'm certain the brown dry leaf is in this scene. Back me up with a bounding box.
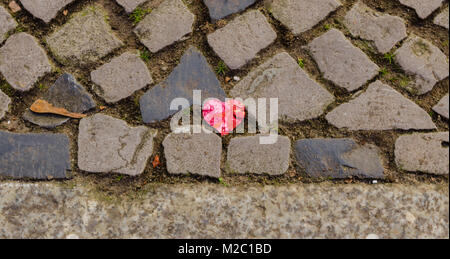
[9,1,21,13]
[152,155,160,168]
[99,106,107,111]
[225,77,231,83]
[63,10,69,16]
[30,99,87,119]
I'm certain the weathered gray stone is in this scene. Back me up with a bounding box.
[344,1,407,54]
[0,33,52,91]
[203,0,256,20]
[434,7,449,29]
[116,0,148,13]
[23,73,96,128]
[134,0,194,53]
[294,138,384,179]
[0,6,17,43]
[163,133,222,178]
[0,131,71,179]
[46,5,124,65]
[230,52,334,122]
[0,90,11,120]
[307,29,379,91]
[20,0,74,23]
[91,51,153,103]
[399,0,444,19]
[395,35,449,95]
[78,114,156,176]
[326,81,436,131]
[433,94,449,119]
[207,10,277,70]
[395,132,449,175]
[227,135,291,175]
[0,182,448,238]
[268,0,342,35]
[140,47,226,123]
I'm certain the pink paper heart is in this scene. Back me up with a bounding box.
[202,99,245,136]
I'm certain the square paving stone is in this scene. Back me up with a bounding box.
[78,114,157,176]
[307,29,379,92]
[0,90,11,120]
[203,0,257,20]
[395,132,449,175]
[434,7,449,29]
[46,5,124,66]
[139,46,227,123]
[394,35,449,95]
[0,32,52,91]
[91,51,153,103]
[399,0,444,19]
[207,10,277,70]
[20,0,75,23]
[134,0,195,53]
[227,135,291,175]
[163,132,222,178]
[433,94,449,119]
[294,138,385,179]
[0,6,17,43]
[0,131,71,179]
[116,0,148,13]
[344,1,407,54]
[230,52,334,122]
[267,0,342,35]
[326,81,436,131]
[23,73,96,128]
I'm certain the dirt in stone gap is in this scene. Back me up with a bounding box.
[0,0,448,199]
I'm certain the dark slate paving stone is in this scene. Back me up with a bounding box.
[203,0,257,20]
[0,131,71,179]
[294,138,385,179]
[23,73,96,128]
[140,47,227,123]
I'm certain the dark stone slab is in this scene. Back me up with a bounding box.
[0,131,71,179]
[23,73,96,128]
[203,0,257,20]
[294,138,384,179]
[140,47,227,123]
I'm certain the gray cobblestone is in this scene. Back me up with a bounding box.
[434,7,449,29]
[0,6,17,43]
[20,0,74,23]
[433,94,449,119]
[116,0,148,13]
[399,0,444,19]
[0,90,11,120]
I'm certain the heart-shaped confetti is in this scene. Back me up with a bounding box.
[202,99,245,136]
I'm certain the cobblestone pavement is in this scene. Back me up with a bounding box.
[0,0,448,238]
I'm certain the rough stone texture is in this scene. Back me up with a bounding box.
[394,35,449,95]
[46,5,124,65]
[116,0,148,13]
[207,10,277,70]
[395,132,449,176]
[227,135,291,175]
[0,6,17,43]
[344,1,407,54]
[230,52,334,122]
[399,0,444,19]
[91,52,153,103]
[140,47,226,123]
[307,29,379,92]
[23,73,96,128]
[326,81,436,131]
[433,94,449,119]
[0,131,71,179]
[0,33,52,91]
[0,182,447,238]
[267,0,342,35]
[20,0,74,23]
[203,0,257,20]
[294,138,385,179]
[163,133,222,178]
[434,7,449,29]
[78,114,156,176]
[0,90,11,120]
[134,0,194,53]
